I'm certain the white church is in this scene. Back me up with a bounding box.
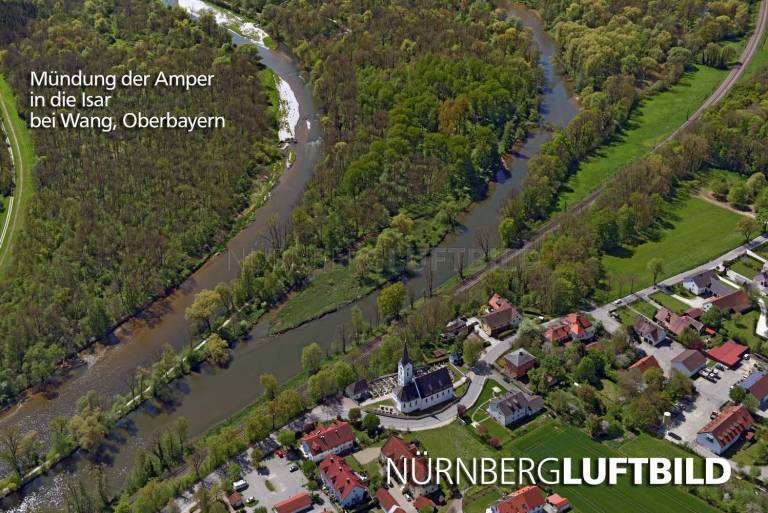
[394,344,454,414]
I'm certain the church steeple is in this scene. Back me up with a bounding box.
[398,342,413,386]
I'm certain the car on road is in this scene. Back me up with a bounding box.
[668,432,681,440]
[289,464,299,472]
[614,299,623,306]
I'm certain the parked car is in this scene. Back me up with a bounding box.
[276,449,285,458]
[233,480,248,492]
[744,353,750,360]
[668,432,682,440]
[289,464,299,472]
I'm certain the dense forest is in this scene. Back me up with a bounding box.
[0,0,279,403]
[535,0,752,89]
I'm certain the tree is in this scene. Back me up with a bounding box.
[574,357,598,385]
[700,306,725,330]
[643,367,665,392]
[333,360,356,389]
[207,334,231,367]
[463,337,484,366]
[736,217,760,243]
[0,426,39,476]
[301,342,324,373]
[348,408,362,423]
[277,429,296,448]
[499,218,519,247]
[185,289,222,332]
[69,405,106,452]
[727,183,749,207]
[647,258,664,286]
[378,282,406,320]
[475,227,492,261]
[667,371,694,400]
[362,413,380,434]
[260,373,279,401]
[730,386,747,403]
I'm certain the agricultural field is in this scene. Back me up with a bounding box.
[602,195,743,300]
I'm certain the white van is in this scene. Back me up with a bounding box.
[233,479,248,492]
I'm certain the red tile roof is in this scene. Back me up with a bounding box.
[564,313,592,336]
[494,486,545,513]
[547,494,570,509]
[698,404,753,447]
[273,492,312,513]
[319,455,365,501]
[654,308,703,336]
[381,436,430,482]
[376,488,400,513]
[229,492,243,507]
[707,289,752,313]
[629,355,661,374]
[489,293,513,311]
[413,496,436,511]
[707,340,748,368]
[302,420,355,456]
[544,324,571,344]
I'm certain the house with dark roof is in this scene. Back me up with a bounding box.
[696,404,753,455]
[344,379,369,401]
[682,270,718,296]
[379,435,438,497]
[489,485,546,513]
[319,455,367,508]
[394,344,454,414]
[671,349,707,377]
[503,348,537,378]
[629,355,661,375]
[703,289,752,314]
[487,391,544,427]
[739,371,768,410]
[300,421,356,462]
[273,492,312,513]
[754,271,768,295]
[708,340,749,368]
[480,305,523,337]
[654,308,703,337]
[632,316,667,346]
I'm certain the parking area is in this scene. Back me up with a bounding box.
[236,451,333,513]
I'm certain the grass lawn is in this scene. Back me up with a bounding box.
[649,292,689,314]
[614,306,638,328]
[557,65,727,209]
[407,422,496,460]
[503,423,722,513]
[0,75,35,276]
[721,310,764,352]
[463,487,503,513]
[602,195,743,300]
[466,379,506,421]
[631,299,657,318]
[729,254,763,279]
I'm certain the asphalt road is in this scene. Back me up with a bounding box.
[456,0,768,296]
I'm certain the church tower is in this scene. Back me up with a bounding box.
[397,342,413,387]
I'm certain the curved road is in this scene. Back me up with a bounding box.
[456,0,768,295]
[0,83,26,270]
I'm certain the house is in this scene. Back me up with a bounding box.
[319,455,367,508]
[503,349,537,379]
[449,351,463,365]
[300,420,356,462]
[442,318,469,339]
[273,492,312,513]
[413,496,437,512]
[740,371,768,410]
[489,293,513,311]
[488,485,545,513]
[379,435,439,497]
[632,316,667,346]
[344,379,369,401]
[671,349,707,377]
[543,324,571,345]
[376,488,406,513]
[708,340,749,368]
[563,313,596,341]
[682,270,718,296]
[654,308,703,337]
[703,289,752,314]
[546,494,571,513]
[487,391,544,427]
[696,404,753,455]
[480,306,523,337]
[754,271,768,295]
[228,492,244,509]
[394,344,455,413]
[628,355,661,375]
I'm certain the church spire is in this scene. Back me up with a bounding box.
[401,342,412,366]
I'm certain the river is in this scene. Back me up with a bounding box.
[0,2,577,510]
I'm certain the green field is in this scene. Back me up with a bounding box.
[722,309,764,352]
[466,379,506,421]
[407,422,496,461]
[729,254,763,279]
[558,65,728,209]
[649,292,690,314]
[602,195,743,300]
[506,424,722,513]
[0,74,34,275]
